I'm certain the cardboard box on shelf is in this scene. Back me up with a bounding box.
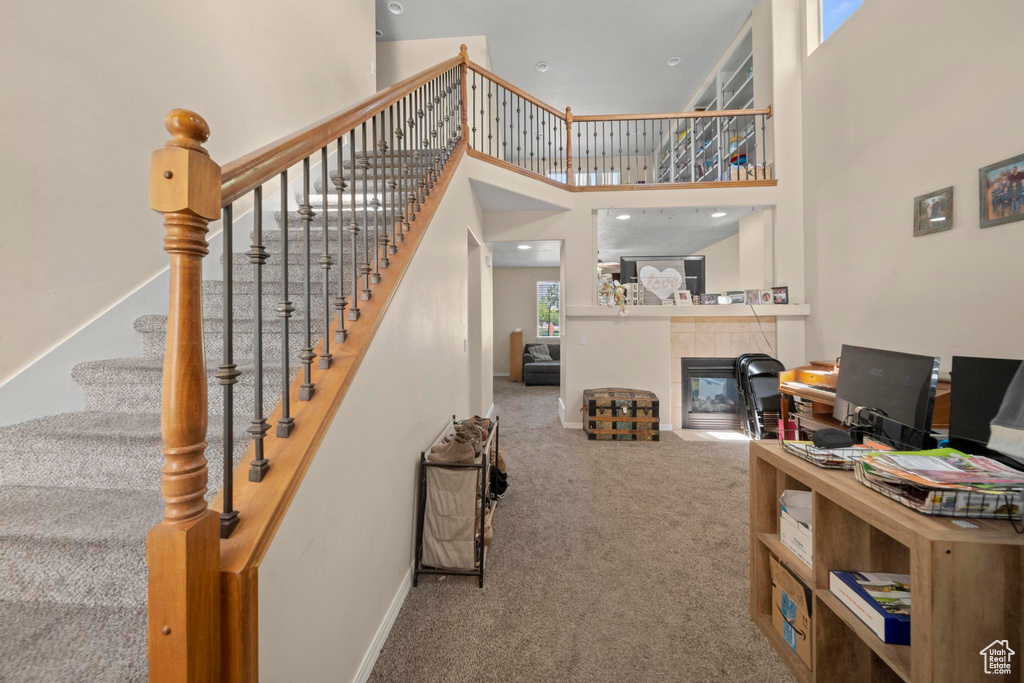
[770,554,813,669]
[779,490,813,568]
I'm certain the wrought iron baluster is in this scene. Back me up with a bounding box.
[603,120,608,181]
[494,82,501,161]
[377,109,390,268]
[503,88,508,161]
[276,172,295,437]
[217,204,240,537]
[484,76,490,156]
[659,119,664,184]
[529,104,534,173]
[578,121,584,186]
[642,120,648,182]
[592,122,598,180]
[626,121,632,184]
[332,138,348,343]
[388,104,398,255]
[318,147,333,368]
[395,100,406,244]
[360,122,372,300]
[247,185,270,481]
[417,88,427,203]
[299,159,317,399]
[515,96,521,168]
[471,71,477,150]
[370,115,381,284]
[761,113,767,180]
[347,130,361,321]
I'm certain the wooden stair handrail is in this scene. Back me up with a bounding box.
[573,106,772,121]
[465,60,565,120]
[221,54,464,205]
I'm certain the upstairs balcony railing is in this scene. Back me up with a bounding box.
[146,45,775,683]
[463,60,773,189]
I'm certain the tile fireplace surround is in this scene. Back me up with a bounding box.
[670,316,777,429]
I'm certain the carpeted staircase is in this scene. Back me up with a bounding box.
[0,152,425,680]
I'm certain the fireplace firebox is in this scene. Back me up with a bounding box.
[680,358,741,429]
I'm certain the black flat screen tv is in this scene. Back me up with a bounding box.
[832,345,940,433]
[619,255,705,294]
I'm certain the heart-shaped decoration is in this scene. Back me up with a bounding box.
[639,266,684,301]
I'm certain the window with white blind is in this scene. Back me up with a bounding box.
[536,281,560,338]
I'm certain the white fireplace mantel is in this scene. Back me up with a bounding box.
[565,304,810,318]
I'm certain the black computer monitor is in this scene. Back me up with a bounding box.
[948,356,1022,451]
[832,345,940,434]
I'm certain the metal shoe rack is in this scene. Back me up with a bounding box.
[413,414,500,588]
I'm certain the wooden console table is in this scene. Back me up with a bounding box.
[749,440,1024,682]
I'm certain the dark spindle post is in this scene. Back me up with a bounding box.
[485,77,491,156]
[659,119,664,184]
[503,88,508,161]
[347,129,361,321]
[400,96,411,237]
[515,96,521,168]
[378,108,390,267]
[370,115,381,284]
[494,83,501,161]
[529,104,534,173]
[625,121,632,184]
[332,138,348,343]
[578,119,583,185]
[360,123,372,300]
[217,204,240,536]
[318,147,333,368]
[761,112,767,180]
[298,158,316,399]
[417,88,427,204]
[471,71,477,150]
[388,104,399,255]
[642,120,648,182]
[592,122,598,181]
[276,172,295,437]
[247,185,270,481]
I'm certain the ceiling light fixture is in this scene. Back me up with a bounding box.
[518,244,532,250]
[616,214,631,220]
[387,1,404,15]
[667,57,681,67]
[535,62,549,73]
[711,210,727,218]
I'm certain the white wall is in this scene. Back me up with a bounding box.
[376,35,490,89]
[0,0,376,386]
[258,159,491,681]
[696,234,740,293]
[492,266,561,374]
[801,0,1024,369]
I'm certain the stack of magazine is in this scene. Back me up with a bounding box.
[854,448,1024,519]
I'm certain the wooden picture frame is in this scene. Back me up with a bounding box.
[913,186,953,236]
[979,152,1024,228]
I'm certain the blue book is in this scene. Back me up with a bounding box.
[828,571,911,645]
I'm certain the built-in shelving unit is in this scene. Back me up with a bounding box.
[749,440,1024,682]
[657,28,757,184]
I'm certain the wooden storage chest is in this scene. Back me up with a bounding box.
[582,388,660,441]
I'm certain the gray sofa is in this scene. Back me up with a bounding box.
[523,343,560,386]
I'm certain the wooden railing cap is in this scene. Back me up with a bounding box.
[164,109,211,155]
[459,44,468,59]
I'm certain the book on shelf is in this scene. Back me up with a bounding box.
[828,571,910,645]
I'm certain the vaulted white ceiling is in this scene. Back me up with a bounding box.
[375,0,756,114]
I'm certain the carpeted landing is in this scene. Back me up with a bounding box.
[369,379,793,683]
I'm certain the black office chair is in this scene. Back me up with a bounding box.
[742,357,789,440]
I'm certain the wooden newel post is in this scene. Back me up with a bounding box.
[459,44,469,144]
[147,109,222,682]
[565,106,574,186]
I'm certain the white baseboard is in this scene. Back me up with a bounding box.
[485,402,495,418]
[493,372,510,377]
[355,564,412,683]
[660,422,673,432]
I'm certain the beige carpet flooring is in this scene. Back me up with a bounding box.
[369,379,792,682]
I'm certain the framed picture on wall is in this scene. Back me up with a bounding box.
[636,261,688,305]
[979,153,1024,228]
[913,186,953,236]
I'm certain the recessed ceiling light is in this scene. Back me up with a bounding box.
[375,29,383,38]
[535,62,549,73]
[711,211,727,218]
[616,214,631,220]
[387,1,404,15]
[518,244,532,250]
[667,57,681,67]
